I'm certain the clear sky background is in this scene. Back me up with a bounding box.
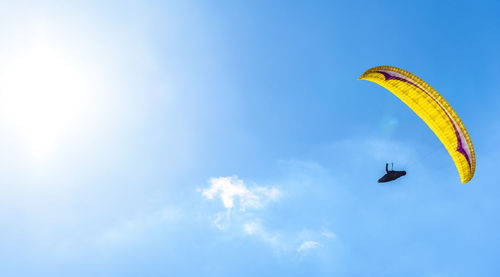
[0,0,499,276]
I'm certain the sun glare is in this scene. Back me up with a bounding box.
[0,41,92,162]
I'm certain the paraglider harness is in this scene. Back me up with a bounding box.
[378,163,406,183]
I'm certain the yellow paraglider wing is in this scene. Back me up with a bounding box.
[359,66,475,183]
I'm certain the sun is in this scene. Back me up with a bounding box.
[0,41,92,162]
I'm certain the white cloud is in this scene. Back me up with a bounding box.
[297,240,320,252]
[201,176,280,212]
[200,174,335,256]
[243,219,280,249]
[243,220,260,235]
[212,212,227,230]
[200,176,280,231]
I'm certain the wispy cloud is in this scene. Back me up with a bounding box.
[321,228,337,239]
[200,173,337,256]
[200,176,280,231]
[243,219,279,248]
[297,240,320,253]
[201,176,280,212]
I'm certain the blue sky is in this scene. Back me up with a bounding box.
[0,0,499,276]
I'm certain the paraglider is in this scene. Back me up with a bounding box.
[359,66,475,184]
[378,163,406,183]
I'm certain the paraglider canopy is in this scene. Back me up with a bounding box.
[359,66,475,184]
